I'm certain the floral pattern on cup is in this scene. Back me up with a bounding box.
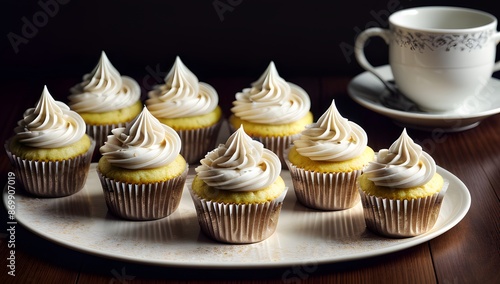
[393,28,494,52]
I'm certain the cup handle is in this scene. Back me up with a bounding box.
[493,32,500,72]
[354,27,392,82]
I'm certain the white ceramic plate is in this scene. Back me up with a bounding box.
[3,164,470,268]
[348,65,500,132]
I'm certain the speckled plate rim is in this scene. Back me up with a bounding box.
[2,165,470,268]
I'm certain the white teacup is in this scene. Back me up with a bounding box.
[355,6,500,112]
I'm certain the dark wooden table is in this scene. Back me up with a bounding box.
[1,75,499,284]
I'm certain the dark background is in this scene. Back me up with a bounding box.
[1,2,500,282]
[2,0,499,108]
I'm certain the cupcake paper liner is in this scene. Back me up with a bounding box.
[87,122,128,160]
[258,134,301,167]
[189,187,288,244]
[286,160,361,211]
[4,138,96,198]
[178,119,223,165]
[358,180,449,238]
[97,166,188,221]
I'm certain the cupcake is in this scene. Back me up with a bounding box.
[189,125,287,244]
[5,86,95,197]
[357,128,448,238]
[229,61,313,165]
[284,99,375,210]
[146,56,223,164]
[68,51,142,155]
[97,106,188,221]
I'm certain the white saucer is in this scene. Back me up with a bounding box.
[348,65,500,132]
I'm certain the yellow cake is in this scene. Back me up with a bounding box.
[357,128,448,238]
[98,154,186,184]
[189,125,287,243]
[145,56,222,164]
[358,172,444,200]
[5,86,95,197]
[77,101,143,125]
[229,111,313,137]
[9,134,92,162]
[158,105,223,131]
[191,174,285,204]
[287,145,374,173]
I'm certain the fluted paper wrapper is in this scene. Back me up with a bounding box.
[258,135,301,167]
[286,160,361,211]
[97,166,188,221]
[358,180,449,238]
[178,119,223,165]
[189,188,288,244]
[4,139,96,197]
[87,122,128,160]
[229,124,300,167]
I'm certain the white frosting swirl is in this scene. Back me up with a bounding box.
[15,86,86,148]
[68,51,140,113]
[100,107,182,169]
[146,56,219,118]
[231,61,311,124]
[363,128,436,188]
[293,100,367,161]
[195,125,281,192]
